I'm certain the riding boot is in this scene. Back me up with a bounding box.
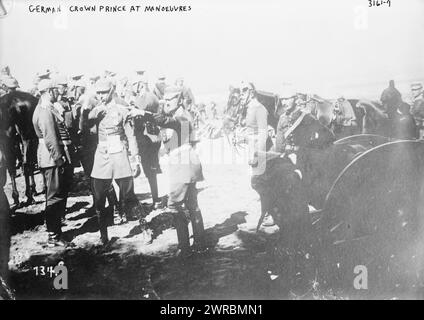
[24,187,34,206]
[106,185,118,209]
[190,209,206,249]
[12,191,19,206]
[97,209,109,245]
[31,184,37,197]
[173,211,190,253]
[113,203,126,225]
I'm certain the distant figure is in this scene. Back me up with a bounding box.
[132,76,163,209]
[0,66,10,77]
[207,101,218,120]
[410,82,424,138]
[393,102,418,140]
[380,80,402,119]
[153,75,167,101]
[175,77,195,109]
[32,79,75,247]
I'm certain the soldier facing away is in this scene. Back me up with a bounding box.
[131,75,163,209]
[381,80,402,119]
[131,86,206,256]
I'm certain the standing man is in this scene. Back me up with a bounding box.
[132,87,206,256]
[32,79,75,247]
[239,82,274,228]
[88,80,142,244]
[381,80,402,119]
[130,76,163,209]
[175,77,195,110]
[77,79,120,218]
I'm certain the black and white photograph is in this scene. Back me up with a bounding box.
[1,0,424,302]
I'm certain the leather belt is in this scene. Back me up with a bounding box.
[39,138,72,146]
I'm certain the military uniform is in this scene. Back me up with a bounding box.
[32,92,75,244]
[153,82,166,101]
[0,124,11,292]
[275,107,335,154]
[77,92,119,216]
[78,92,99,174]
[380,83,402,119]
[150,94,205,253]
[133,91,162,205]
[89,94,140,243]
[275,107,304,154]
[411,92,424,138]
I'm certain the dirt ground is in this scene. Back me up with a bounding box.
[4,137,424,300]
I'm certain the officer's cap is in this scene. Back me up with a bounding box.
[38,79,57,93]
[37,69,51,80]
[2,76,19,89]
[157,75,166,82]
[411,83,423,91]
[135,70,146,75]
[240,81,255,92]
[71,74,84,81]
[54,74,68,86]
[95,79,113,93]
[89,75,101,82]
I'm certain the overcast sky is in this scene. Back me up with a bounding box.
[1,0,423,101]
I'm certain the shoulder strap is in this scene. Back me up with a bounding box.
[284,111,307,140]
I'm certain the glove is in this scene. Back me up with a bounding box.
[129,108,145,118]
[130,155,142,178]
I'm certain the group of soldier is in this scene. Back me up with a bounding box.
[2,64,424,298]
[229,79,424,227]
[0,66,208,271]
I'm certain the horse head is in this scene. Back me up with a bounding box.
[312,97,334,127]
[356,99,391,136]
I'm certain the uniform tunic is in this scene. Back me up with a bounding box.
[134,92,162,176]
[89,102,138,180]
[245,98,268,176]
[153,112,203,196]
[32,97,71,168]
[381,85,402,117]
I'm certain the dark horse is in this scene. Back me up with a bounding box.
[0,91,41,207]
[252,90,380,227]
[354,99,393,137]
